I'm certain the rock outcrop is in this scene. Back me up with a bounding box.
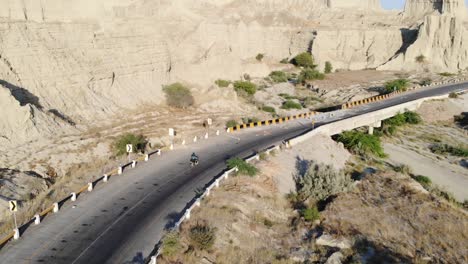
[379,15,468,72]
[404,0,467,19]
[312,29,403,71]
[0,0,467,148]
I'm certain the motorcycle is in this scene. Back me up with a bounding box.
[190,158,199,167]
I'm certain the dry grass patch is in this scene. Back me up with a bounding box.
[322,172,467,263]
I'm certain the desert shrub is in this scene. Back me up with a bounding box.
[215,79,231,88]
[415,54,426,63]
[292,52,316,68]
[189,223,216,250]
[263,218,274,228]
[420,78,432,86]
[413,175,432,189]
[233,81,257,96]
[336,131,386,157]
[439,72,455,77]
[430,144,468,157]
[259,152,268,161]
[381,111,421,135]
[226,120,238,128]
[294,161,352,201]
[281,100,302,110]
[403,111,422,124]
[256,53,264,61]
[227,157,259,176]
[278,93,298,100]
[280,58,290,64]
[161,231,181,257]
[394,164,412,175]
[384,79,409,93]
[300,206,320,222]
[114,133,146,156]
[298,68,325,83]
[324,61,333,73]
[429,185,457,204]
[454,112,468,128]
[163,83,194,108]
[242,117,259,124]
[269,71,289,83]
[449,92,459,98]
[261,106,276,113]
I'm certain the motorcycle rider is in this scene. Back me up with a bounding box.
[190,152,199,166]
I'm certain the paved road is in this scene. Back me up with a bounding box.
[0,82,466,264]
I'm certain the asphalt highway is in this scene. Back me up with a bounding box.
[0,82,466,264]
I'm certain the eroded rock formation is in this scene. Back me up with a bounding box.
[0,0,467,147]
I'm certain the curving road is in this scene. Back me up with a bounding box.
[0,82,466,264]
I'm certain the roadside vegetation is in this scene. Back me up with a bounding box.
[384,79,409,93]
[225,120,238,128]
[292,52,315,68]
[261,105,276,114]
[439,72,455,77]
[163,83,194,108]
[233,80,257,97]
[336,131,386,158]
[268,71,289,83]
[189,222,216,250]
[113,133,146,156]
[256,53,264,62]
[280,100,302,110]
[429,143,468,157]
[324,61,333,74]
[377,111,422,136]
[227,157,259,176]
[215,79,231,88]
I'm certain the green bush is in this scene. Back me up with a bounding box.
[281,100,302,110]
[449,92,459,98]
[292,52,316,68]
[189,223,216,250]
[278,93,298,100]
[403,111,422,124]
[163,83,194,108]
[294,161,352,201]
[114,133,146,156]
[430,144,468,157]
[227,157,259,176]
[161,231,181,257]
[215,79,231,88]
[384,79,409,93]
[413,175,432,189]
[324,61,333,74]
[226,120,238,128]
[261,106,276,113]
[263,218,274,228]
[336,131,386,157]
[298,68,325,83]
[300,206,320,222]
[439,72,455,77]
[242,117,259,124]
[415,54,426,63]
[233,81,257,96]
[394,164,412,175]
[381,111,422,135]
[269,71,289,83]
[256,53,264,61]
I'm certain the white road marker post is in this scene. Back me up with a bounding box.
[9,201,19,239]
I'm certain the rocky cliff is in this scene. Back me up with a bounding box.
[404,0,467,19]
[379,15,468,72]
[0,0,467,148]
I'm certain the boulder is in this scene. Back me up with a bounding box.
[316,234,352,249]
